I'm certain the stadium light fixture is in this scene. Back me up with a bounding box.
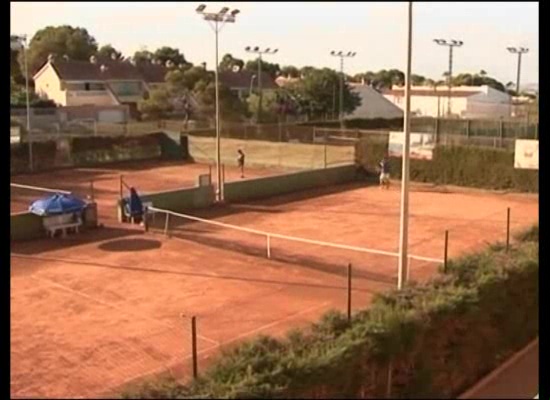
[507,46,529,95]
[330,50,356,128]
[196,4,241,202]
[245,46,280,123]
[433,37,464,116]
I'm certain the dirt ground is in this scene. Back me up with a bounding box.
[10,159,290,223]
[10,181,538,398]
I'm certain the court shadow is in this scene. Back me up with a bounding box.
[10,226,143,256]
[98,238,162,252]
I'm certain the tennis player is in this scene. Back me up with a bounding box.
[379,154,390,189]
[237,149,245,178]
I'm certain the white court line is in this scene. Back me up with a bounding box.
[27,274,220,346]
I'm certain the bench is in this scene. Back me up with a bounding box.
[43,214,82,238]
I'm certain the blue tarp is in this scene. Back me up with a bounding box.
[29,193,87,216]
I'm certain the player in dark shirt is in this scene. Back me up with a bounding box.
[237,149,245,178]
[379,154,390,190]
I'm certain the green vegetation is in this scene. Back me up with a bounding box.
[121,225,538,399]
[356,139,539,192]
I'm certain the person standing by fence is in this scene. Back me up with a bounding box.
[379,154,391,190]
[238,149,246,178]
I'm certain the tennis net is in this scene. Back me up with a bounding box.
[146,206,443,285]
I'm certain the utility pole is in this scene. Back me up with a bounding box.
[433,39,463,117]
[196,4,241,202]
[330,51,356,128]
[245,47,278,123]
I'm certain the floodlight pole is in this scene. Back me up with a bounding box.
[245,47,279,123]
[196,5,240,202]
[330,50,356,128]
[398,2,413,291]
[433,38,463,117]
[507,47,529,96]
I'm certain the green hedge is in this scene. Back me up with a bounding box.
[356,139,539,192]
[121,225,538,399]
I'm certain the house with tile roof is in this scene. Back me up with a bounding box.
[218,69,278,99]
[33,55,171,119]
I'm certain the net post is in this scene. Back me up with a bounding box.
[266,234,271,259]
[347,263,352,323]
[164,213,170,237]
[506,207,511,252]
[406,256,411,282]
[191,316,198,379]
[443,230,449,273]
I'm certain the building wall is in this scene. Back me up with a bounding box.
[34,64,67,106]
[385,94,468,117]
[65,90,118,107]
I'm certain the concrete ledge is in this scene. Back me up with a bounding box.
[459,338,539,399]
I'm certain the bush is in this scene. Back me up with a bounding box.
[121,225,538,399]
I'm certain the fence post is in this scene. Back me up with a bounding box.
[313,126,316,142]
[506,207,511,252]
[535,123,538,140]
[119,175,123,199]
[324,144,328,169]
[466,119,471,138]
[266,235,271,259]
[191,316,198,379]
[347,263,352,323]
[435,118,440,144]
[444,230,449,273]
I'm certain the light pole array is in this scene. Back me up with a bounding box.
[433,39,463,117]
[398,2,413,290]
[245,46,278,123]
[507,47,529,96]
[11,34,33,171]
[330,51,356,127]
[196,4,240,202]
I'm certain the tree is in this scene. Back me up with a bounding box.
[247,92,280,122]
[219,54,244,71]
[245,58,281,78]
[133,47,154,64]
[153,46,188,68]
[287,67,361,119]
[138,88,174,120]
[10,36,25,85]
[411,74,427,85]
[280,65,300,78]
[97,44,123,60]
[27,25,98,73]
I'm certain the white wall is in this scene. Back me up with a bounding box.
[34,64,67,106]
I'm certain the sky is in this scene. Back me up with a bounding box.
[10,2,539,87]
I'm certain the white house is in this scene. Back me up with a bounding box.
[383,85,511,119]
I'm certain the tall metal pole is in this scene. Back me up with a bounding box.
[244,47,279,123]
[516,52,522,96]
[257,54,262,122]
[330,51,356,128]
[398,2,413,291]
[196,4,240,202]
[433,39,463,117]
[447,45,453,117]
[214,21,222,202]
[339,57,344,128]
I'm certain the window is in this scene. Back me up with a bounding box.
[84,83,90,91]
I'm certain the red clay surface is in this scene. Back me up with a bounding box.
[10,181,538,399]
[10,160,290,223]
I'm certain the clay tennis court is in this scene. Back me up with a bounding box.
[10,159,291,223]
[10,183,538,398]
